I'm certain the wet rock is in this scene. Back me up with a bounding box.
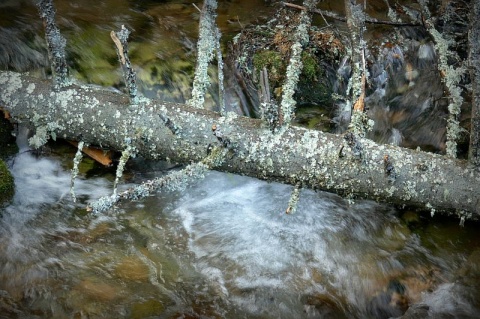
[401,210,421,227]
[367,279,409,319]
[457,249,480,280]
[395,303,430,319]
[75,277,121,302]
[114,256,150,282]
[302,293,347,319]
[130,299,164,319]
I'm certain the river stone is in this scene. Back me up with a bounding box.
[114,256,150,282]
[130,299,164,319]
[76,277,121,302]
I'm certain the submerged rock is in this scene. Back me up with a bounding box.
[115,256,150,282]
[130,299,164,319]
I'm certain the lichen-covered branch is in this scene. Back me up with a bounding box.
[215,28,226,116]
[187,0,219,109]
[419,0,465,158]
[468,0,480,166]
[1,71,480,219]
[70,140,84,202]
[283,2,421,26]
[259,68,280,133]
[35,0,68,88]
[113,144,135,197]
[285,183,301,214]
[111,26,138,104]
[88,147,228,214]
[279,0,319,130]
[344,0,372,137]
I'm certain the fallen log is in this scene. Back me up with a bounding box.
[1,71,479,219]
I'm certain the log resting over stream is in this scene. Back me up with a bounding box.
[1,71,479,219]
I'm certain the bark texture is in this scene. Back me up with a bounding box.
[469,0,480,166]
[1,71,479,219]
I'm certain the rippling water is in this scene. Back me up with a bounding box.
[2,0,480,318]
[1,133,480,318]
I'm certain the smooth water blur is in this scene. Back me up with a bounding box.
[1,135,480,318]
[0,0,274,114]
[2,0,480,318]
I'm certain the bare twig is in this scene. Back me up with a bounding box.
[283,2,421,26]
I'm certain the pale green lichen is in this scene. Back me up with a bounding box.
[36,0,69,88]
[1,72,22,103]
[113,143,135,197]
[70,141,84,202]
[28,120,63,148]
[27,83,35,94]
[112,25,138,104]
[419,0,465,158]
[458,210,472,226]
[278,2,318,130]
[280,42,304,127]
[426,202,435,217]
[286,183,301,214]
[187,0,219,109]
[89,147,227,214]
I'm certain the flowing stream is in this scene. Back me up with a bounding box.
[2,1,480,318]
[2,129,480,318]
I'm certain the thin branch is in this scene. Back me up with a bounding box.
[187,0,218,109]
[344,0,372,137]
[35,0,69,88]
[419,0,465,158]
[70,141,84,203]
[279,0,320,131]
[283,2,421,26]
[215,28,226,116]
[285,183,301,214]
[87,147,228,214]
[111,26,138,104]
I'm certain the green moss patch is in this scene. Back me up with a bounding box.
[0,159,14,205]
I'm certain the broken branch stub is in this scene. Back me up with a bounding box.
[111,25,138,104]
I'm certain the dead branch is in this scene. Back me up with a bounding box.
[2,71,479,220]
[282,2,421,27]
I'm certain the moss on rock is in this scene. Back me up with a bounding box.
[0,159,14,204]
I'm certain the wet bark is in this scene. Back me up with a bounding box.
[2,71,480,219]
